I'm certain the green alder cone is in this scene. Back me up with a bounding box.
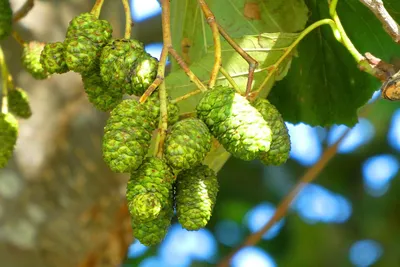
[64,13,113,73]
[102,99,158,173]
[8,88,32,119]
[196,86,272,161]
[0,113,18,168]
[40,42,69,74]
[100,38,145,92]
[65,13,112,44]
[0,0,12,40]
[126,52,158,96]
[128,193,162,222]
[131,191,173,246]
[252,98,291,165]
[145,92,180,125]
[175,164,218,230]
[64,36,98,73]
[81,70,123,112]
[21,41,49,80]
[126,157,175,223]
[164,118,211,171]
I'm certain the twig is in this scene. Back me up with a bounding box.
[219,67,240,93]
[168,47,208,92]
[217,24,258,97]
[139,47,168,103]
[140,0,207,103]
[156,82,168,158]
[0,46,9,114]
[329,0,391,81]
[121,0,132,39]
[13,0,34,22]
[179,111,197,120]
[198,0,221,88]
[12,31,25,46]
[218,101,376,267]
[91,0,105,18]
[249,19,339,100]
[170,89,202,104]
[329,1,363,63]
[359,0,400,43]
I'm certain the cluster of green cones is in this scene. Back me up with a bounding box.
[103,83,291,246]
[3,5,292,247]
[19,12,159,112]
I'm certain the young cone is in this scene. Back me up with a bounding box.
[130,191,174,246]
[64,12,112,73]
[164,118,211,171]
[126,157,175,222]
[252,98,291,165]
[100,38,145,95]
[0,113,18,168]
[21,42,49,79]
[196,86,272,161]
[175,164,219,230]
[40,42,69,74]
[8,88,32,119]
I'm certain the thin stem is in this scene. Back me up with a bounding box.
[198,0,221,88]
[170,89,202,104]
[0,46,9,114]
[179,111,197,120]
[250,19,338,100]
[329,1,380,78]
[12,31,25,46]
[359,0,400,43]
[330,14,363,62]
[219,67,240,93]
[139,46,169,103]
[13,0,34,22]
[329,0,339,17]
[217,24,258,96]
[91,0,105,18]
[156,82,168,158]
[168,47,207,92]
[122,0,132,39]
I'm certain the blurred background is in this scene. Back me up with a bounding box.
[1,0,400,267]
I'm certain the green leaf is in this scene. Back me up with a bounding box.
[170,0,309,68]
[269,0,400,126]
[166,33,300,113]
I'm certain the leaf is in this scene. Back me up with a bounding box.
[268,0,400,126]
[170,0,309,68]
[166,33,300,113]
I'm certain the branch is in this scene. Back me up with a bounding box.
[217,129,350,267]
[198,0,221,88]
[381,69,400,100]
[218,101,376,267]
[359,0,400,43]
[156,82,168,158]
[13,0,34,22]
